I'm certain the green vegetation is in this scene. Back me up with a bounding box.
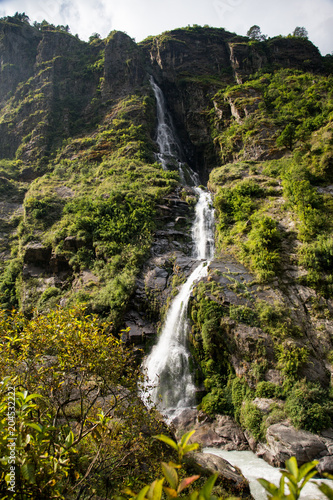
[0,306,169,498]
[189,274,333,436]
[0,91,179,325]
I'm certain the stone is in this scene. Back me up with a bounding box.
[170,409,248,451]
[258,422,328,466]
[317,455,333,474]
[189,452,250,495]
[23,242,52,266]
[63,235,85,251]
[265,369,284,385]
[214,415,248,451]
[145,267,169,290]
[252,398,280,414]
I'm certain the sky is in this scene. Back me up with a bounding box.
[0,0,332,55]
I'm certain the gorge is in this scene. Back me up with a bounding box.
[1,14,333,499]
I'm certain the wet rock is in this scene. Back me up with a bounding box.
[257,422,328,466]
[214,415,249,451]
[170,408,248,451]
[189,452,250,495]
[317,455,333,474]
[145,266,169,290]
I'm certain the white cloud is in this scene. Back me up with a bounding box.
[0,0,332,53]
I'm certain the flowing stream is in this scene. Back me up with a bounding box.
[202,448,332,500]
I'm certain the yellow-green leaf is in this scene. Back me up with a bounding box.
[154,434,178,452]
[161,462,178,490]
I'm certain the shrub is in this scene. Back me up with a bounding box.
[229,305,259,326]
[275,342,309,379]
[199,387,233,416]
[255,300,300,338]
[243,215,281,280]
[255,380,284,399]
[231,377,253,421]
[285,381,333,432]
[0,306,165,498]
[240,401,264,440]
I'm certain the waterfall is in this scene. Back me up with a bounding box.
[149,76,184,171]
[141,78,215,419]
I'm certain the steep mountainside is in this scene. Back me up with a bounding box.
[1,15,333,494]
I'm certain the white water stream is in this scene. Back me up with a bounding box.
[142,78,214,417]
[203,448,332,500]
[142,78,333,499]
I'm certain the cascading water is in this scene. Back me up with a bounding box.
[142,78,215,419]
[149,76,184,172]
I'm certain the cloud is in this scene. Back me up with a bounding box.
[0,0,332,53]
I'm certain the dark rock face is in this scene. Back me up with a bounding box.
[123,187,197,345]
[103,31,147,97]
[0,21,41,101]
[0,23,326,177]
[23,242,52,266]
[140,28,325,179]
[229,38,323,83]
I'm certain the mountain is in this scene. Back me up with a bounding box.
[1,14,333,497]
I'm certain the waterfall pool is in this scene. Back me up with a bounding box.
[203,448,333,500]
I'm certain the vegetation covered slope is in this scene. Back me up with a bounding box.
[188,67,333,440]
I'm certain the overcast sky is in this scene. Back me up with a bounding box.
[0,0,332,55]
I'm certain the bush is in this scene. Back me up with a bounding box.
[275,342,309,379]
[243,215,281,280]
[255,380,284,399]
[229,305,259,326]
[0,306,166,498]
[231,377,253,421]
[285,381,333,433]
[240,401,264,440]
[199,387,233,416]
[255,300,300,338]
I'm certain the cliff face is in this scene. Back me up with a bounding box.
[0,23,325,175]
[139,27,324,179]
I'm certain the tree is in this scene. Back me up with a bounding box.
[0,306,164,498]
[89,33,101,43]
[276,123,296,150]
[247,25,266,41]
[292,26,308,39]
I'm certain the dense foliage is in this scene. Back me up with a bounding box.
[0,306,168,498]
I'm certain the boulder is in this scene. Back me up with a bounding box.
[257,421,328,466]
[24,242,52,266]
[317,455,333,474]
[214,415,249,451]
[189,452,250,496]
[170,408,248,450]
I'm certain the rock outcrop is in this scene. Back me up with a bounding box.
[257,422,329,467]
[189,452,250,496]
